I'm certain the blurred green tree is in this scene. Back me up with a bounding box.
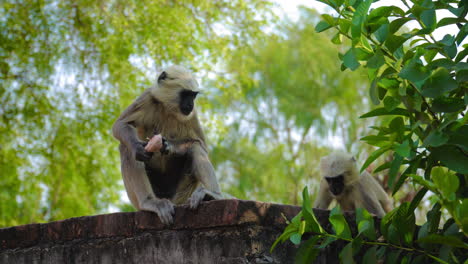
[0,0,273,227]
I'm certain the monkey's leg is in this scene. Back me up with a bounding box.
[187,143,223,209]
[120,144,175,224]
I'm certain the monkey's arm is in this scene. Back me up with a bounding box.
[187,142,223,209]
[313,180,333,209]
[112,92,153,161]
[367,173,394,213]
[359,174,388,217]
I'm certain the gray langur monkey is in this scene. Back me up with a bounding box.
[313,151,393,217]
[112,65,222,224]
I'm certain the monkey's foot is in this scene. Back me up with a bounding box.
[188,187,223,209]
[141,198,175,225]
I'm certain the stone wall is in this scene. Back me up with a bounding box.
[0,200,349,264]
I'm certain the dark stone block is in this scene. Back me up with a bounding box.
[0,200,381,263]
[0,223,40,249]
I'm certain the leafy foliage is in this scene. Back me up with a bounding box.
[209,8,372,205]
[273,0,468,262]
[273,187,467,263]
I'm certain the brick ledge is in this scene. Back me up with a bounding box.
[0,199,318,250]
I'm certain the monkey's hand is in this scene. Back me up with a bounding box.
[133,140,153,162]
[188,187,223,209]
[141,197,175,225]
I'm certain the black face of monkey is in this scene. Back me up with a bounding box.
[326,175,345,196]
[179,90,199,115]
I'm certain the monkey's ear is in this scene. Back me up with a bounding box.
[158,71,168,82]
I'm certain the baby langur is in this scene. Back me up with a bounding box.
[313,151,393,217]
[112,65,222,225]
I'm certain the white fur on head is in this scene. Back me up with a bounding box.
[320,151,360,185]
[151,65,199,121]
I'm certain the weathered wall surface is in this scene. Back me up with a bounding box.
[0,200,348,264]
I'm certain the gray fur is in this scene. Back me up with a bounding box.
[314,151,393,217]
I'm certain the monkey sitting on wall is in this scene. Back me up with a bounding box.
[112,65,222,224]
[313,151,393,217]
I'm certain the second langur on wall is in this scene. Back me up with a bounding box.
[313,151,393,217]
[112,65,223,225]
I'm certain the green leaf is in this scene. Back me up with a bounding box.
[389,116,405,137]
[394,140,411,158]
[432,167,459,200]
[315,21,332,33]
[360,107,410,118]
[439,34,455,46]
[329,207,352,239]
[389,18,413,33]
[385,34,410,53]
[361,135,390,147]
[423,130,449,147]
[407,174,437,193]
[343,48,361,71]
[428,58,455,70]
[444,43,457,59]
[360,145,392,172]
[408,188,428,212]
[385,250,402,264]
[388,153,403,188]
[321,14,336,26]
[437,17,467,28]
[374,23,389,43]
[431,97,465,113]
[427,203,442,234]
[431,145,468,174]
[339,18,352,34]
[331,33,343,44]
[368,50,385,69]
[351,0,372,39]
[369,78,381,105]
[339,243,355,264]
[420,9,437,33]
[421,68,458,98]
[456,69,468,82]
[399,60,430,87]
[368,6,396,22]
[362,246,377,264]
[455,23,467,45]
[455,46,468,63]
[417,234,468,249]
[290,232,302,245]
[319,236,337,248]
[302,186,324,234]
[373,161,391,173]
[446,125,468,152]
[380,208,396,239]
[393,202,415,246]
[360,35,373,52]
[271,225,298,252]
[423,49,438,64]
[383,96,400,111]
[295,236,321,264]
[356,208,376,240]
[351,235,363,255]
